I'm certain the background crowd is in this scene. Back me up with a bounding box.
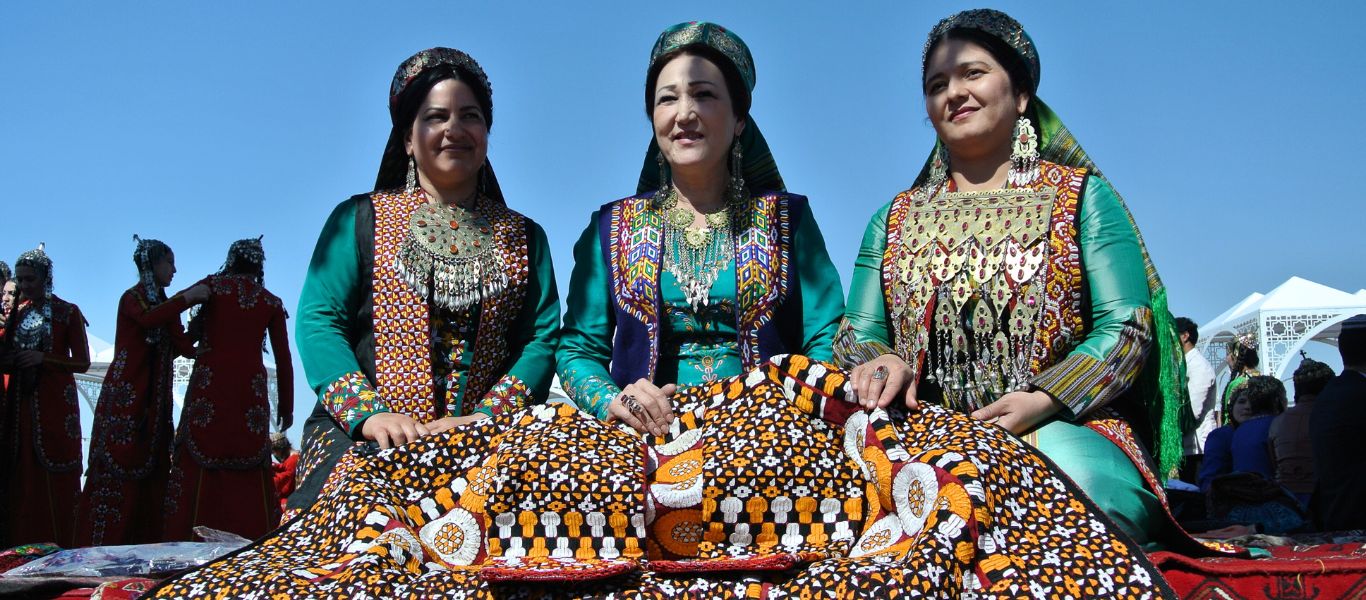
[1175,315,1366,535]
[0,241,294,549]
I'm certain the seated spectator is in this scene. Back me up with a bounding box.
[1199,376,1285,491]
[1310,314,1366,531]
[271,432,299,516]
[1269,356,1335,506]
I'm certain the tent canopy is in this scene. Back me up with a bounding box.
[1197,277,1366,383]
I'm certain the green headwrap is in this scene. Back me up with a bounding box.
[918,10,1193,478]
[636,21,784,195]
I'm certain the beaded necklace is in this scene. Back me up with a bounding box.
[658,188,734,311]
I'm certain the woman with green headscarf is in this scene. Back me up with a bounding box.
[839,9,1192,546]
[556,21,844,431]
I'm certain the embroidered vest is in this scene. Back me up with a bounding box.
[880,161,1088,411]
[600,192,800,387]
[360,190,530,421]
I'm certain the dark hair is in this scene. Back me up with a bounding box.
[1292,358,1335,398]
[924,28,1034,97]
[645,45,751,122]
[1226,339,1260,372]
[1231,376,1285,423]
[393,65,494,137]
[0,260,10,283]
[1175,317,1199,345]
[1341,325,1366,366]
[225,255,264,278]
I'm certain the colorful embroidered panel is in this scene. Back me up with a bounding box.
[476,374,531,417]
[321,370,385,436]
[370,191,529,422]
[607,195,664,378]
[881,161,1086,411]
[733,193,791,370]
[606,193,791,379]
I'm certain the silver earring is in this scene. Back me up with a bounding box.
[405,155,417,194]
[654,151,669,205]
[728,139,745,204]
[927,144,949,188]
[914,144,949,202]
[1008,116,1040,187]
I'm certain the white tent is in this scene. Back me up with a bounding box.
[1196,277,1366,388]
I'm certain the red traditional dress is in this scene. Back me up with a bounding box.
[1,296,89,547]
[163,274,292,541]
[271,451,298,514]
[74,287,193,546]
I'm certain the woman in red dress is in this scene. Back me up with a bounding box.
[164,238,293,541]
[1,246,89,547]
[75,237,208,546]
[0,262,14,401]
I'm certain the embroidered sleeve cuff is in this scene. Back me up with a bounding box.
[478,375,532,418]
[1029,307,1153,420]
[560,368,622,420]
[321,371,388,437]
[832,318,895,370]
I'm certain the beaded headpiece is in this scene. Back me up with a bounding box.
[650,21,756,92]
[388,47,492,121]
[923,8,1040,92]
[1229,332,1259,353]
[219,236,266,285]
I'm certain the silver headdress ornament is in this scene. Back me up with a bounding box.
[14,243,54,352]
[219,236,266,285]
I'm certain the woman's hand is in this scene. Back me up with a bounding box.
[970,389,1062,435]
[608,379,677,436]
[180,283,211,305]
[15,350,44,369]
[359,412,430,449]
[426,413,490,435]
[849,354,918,410]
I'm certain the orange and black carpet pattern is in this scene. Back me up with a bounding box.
[149,355,1174,598]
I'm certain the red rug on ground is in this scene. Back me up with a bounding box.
[1151,543,1366,599]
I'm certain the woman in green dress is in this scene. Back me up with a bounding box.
[838,9,1192,545]
[288,47,560,512]
[556,22,844,430]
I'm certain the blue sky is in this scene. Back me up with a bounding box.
[4,1,1364,437]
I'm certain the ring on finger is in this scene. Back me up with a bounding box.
[622,394,644,417]
[872,365,889,380]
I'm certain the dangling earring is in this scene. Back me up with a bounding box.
[914,144,949,202]
[927,144,949,188]
[404,155,418,194]
[1008,115,1040,187]
[728,138,745,205]
[653,151,669,205]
